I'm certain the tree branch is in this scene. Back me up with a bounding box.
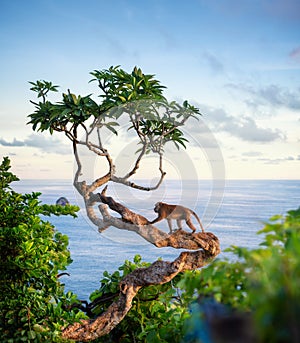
[97,186,216,250]
[110,152,166,192]
[63,186,220,342]
[122,142,148,179]
[62,238,220,341]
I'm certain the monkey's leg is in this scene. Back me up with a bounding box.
[167,219,173,233]
[176,219,183,230]
[150,216,162,224]
[186,219,196,233]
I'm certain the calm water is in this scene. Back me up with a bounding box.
[12,179,300,300]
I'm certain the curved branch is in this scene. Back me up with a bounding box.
[110,174,166,192]
[110,153,166,192]
[122,141,148,179]
[73,141,86,198]
[85,203,109,230]
[62,237,220,341]
[66,170,220,342]
[97,187,216,250]
[88,171,112,194]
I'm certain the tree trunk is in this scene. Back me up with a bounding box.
[62,217,220,341]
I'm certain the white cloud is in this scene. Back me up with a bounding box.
[258,156,296,164]
[242,151,263,157]
[224,116,284,142]
[199,106,284,142]
[0,134,71,155]
[226,83,300,111]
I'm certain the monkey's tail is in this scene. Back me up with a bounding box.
[192,211,205,232]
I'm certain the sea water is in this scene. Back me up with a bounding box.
[12,179,300,300]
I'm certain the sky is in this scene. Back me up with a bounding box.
[0,0,300,180]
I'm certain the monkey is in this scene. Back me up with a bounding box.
[150,202,204,234]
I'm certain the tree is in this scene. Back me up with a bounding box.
[0,157,85,342]
[28,66,220,341]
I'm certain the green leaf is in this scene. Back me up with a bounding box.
[118,95,127,102]
[105,124,118,135]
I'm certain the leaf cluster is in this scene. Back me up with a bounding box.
[29,80,58,102]
[0,157,85,342]
[28,66,201,154]
[90,66,166,108]
[28,87,99,135]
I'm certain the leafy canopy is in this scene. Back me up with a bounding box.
[28,66,201,152]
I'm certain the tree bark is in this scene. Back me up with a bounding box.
[62,247,219,341]
[97,186,219,250]
[62,186,220,341]
[62,197,220,341]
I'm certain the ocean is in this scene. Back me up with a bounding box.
[12,179,300,300]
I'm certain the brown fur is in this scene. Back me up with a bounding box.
[150,202,204,233]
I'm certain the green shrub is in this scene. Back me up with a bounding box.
[0,157,86,342]
[179,208,300,343]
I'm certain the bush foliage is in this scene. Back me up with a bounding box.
[0,157,85,342]
[179,207,300,343]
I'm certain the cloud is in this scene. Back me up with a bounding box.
[202,51,224,74]
[224,116,283,142]
[258,156,296,164]
[242,151,263,157]
[202,106,284,142]
[0,134,71,155]
[289,46,300,63]
[184,117,224,149]
[257,85,300,110]
[226,83,300,111]
[0,138,24,146]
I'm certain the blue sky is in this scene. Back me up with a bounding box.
[0,0,299,179]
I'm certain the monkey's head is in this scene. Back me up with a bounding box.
[153,202,162,213]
